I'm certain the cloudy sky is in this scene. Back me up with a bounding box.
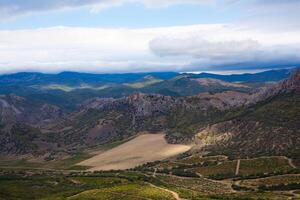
[0,0,300,74]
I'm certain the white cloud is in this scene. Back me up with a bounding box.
[0,26,190,73]
[0,24,300,74]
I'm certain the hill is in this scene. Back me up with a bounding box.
[196,69,300,163]
[186,68,293,83]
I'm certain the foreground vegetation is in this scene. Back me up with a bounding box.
[1,169,298,200]
[1,154,300,200]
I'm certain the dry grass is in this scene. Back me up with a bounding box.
[194,160,237,177]
[78,133,191,171]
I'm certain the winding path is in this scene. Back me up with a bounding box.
[149,183,183,200]
[152,168,157,177]
[235,159,241,176]
[287,158,297,169]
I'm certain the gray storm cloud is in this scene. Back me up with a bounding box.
[149,35,300,70]
[149,37,261,58]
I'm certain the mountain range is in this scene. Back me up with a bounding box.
[0,68,299,166]
[0,69,293,110]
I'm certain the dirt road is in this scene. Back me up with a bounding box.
[235,159,241,175]
[149,183,183,200]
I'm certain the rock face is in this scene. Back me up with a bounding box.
[51,93,176,149]
[249,69,300,104]
[81,93,174,117]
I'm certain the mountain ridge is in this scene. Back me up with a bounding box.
[0,69,299,164]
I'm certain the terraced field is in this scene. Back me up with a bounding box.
[157,175,232,194]
[238,157,292,176]
[240,174,300,187]
[0,167,298,200]
[0,154,299,200]
[194,160,237,178]
[185,156,295,179]
[67,184,177,200]
[180,155,227,165]
[156,161,185,170]
[71,176,130,187]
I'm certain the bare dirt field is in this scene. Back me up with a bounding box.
[78,133,191,171]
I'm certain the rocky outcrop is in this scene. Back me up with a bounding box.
[194,91,250,110]
[249,69,300,103]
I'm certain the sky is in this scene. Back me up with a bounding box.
[0,0,300,74]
